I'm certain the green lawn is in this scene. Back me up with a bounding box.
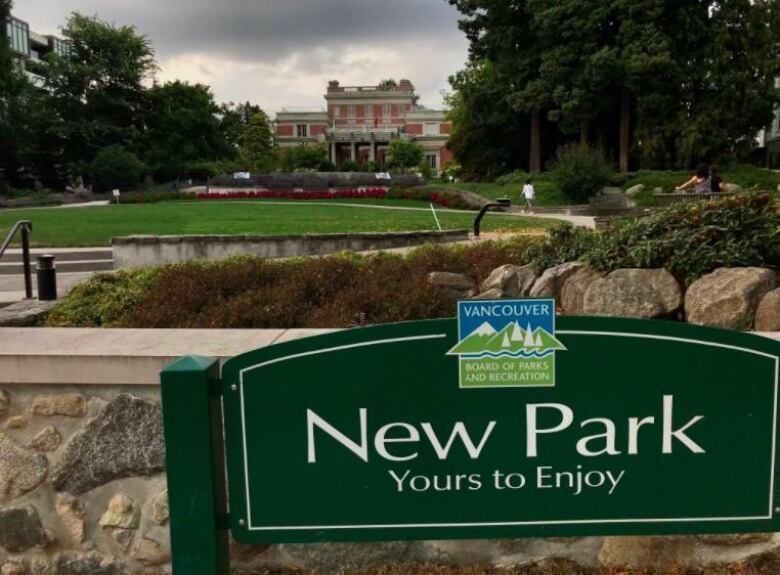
[0,200,559,247]
[421,180,568,206]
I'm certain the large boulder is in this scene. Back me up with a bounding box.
[529,262,586,300]
[51,394,164,495]
[427,272,476,298]
[755,288,780,332]
[582,269,682,319]
[560,266,606,314]
[685,267,777,330]
[625,184,645,198]
[479,264,537,299]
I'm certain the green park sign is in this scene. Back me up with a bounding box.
[161,300,780,575]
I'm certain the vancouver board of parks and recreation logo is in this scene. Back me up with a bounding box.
[448,298,565,388]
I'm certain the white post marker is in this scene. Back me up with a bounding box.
[429,203,442,231]
[112,189,120,205]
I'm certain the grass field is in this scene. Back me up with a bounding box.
[421,180,568,206]
[0,200,560,247]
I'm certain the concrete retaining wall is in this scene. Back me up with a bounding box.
[112,230,469,269]
[1,328,780,574]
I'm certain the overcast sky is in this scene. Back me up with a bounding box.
[14,0,469,113]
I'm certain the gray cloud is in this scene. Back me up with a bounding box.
[13,0,468,112]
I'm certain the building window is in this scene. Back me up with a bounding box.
[347,105,356,117]
[365,104,373,117]
[332,106,340,117]
[297,124,308,138]
[424,123,439,136]
[383,104,392,117]
[426,154,438,170]
[7,18,30,57]
[49,37,71,58]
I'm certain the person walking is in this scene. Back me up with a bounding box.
[522,179,535,213]
[675,164,712,194]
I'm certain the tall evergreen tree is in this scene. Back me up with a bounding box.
[238,111,276,173]
[447,0,780,172]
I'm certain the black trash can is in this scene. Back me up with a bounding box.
[37,255,57,301]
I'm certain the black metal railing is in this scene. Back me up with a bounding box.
[0,220,33,299]
[474,198,511,237]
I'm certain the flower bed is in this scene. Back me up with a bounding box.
[197,187,387,200]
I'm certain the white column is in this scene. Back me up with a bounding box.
[370,141,376,162]
[330,142,336,163]
[350,141,356,161]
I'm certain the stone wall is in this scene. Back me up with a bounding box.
[1,328,780,574]
[112,230,468,269]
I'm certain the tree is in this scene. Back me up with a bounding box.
[39,13,156,181]
[279,145,329,172]
[386,140,424,172]
[90,145,144,192]
[143,81,229,181]
[219,101,261,156]
[378,78,398,90]
[447,0,780,172]
[239,111,276,173]
[446,61,529,180]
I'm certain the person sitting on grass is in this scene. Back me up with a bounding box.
[675,164,711,194]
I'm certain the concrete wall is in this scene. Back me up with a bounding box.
[1,328,780,574]
[112,230,468,269]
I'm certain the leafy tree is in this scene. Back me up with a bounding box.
[143,81,228,180]
[219,101,261,156]
[378,78,398,90]
[446,61,528,180]
[0,0,28,189]
[238,111,276,173]
[386,140,424,172]
[279,145,329,172]
[90,145,144,192]
[40,13,156,180]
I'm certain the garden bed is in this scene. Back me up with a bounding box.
[45,194,780,329]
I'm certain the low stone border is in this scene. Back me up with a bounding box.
[0,327,778,574]
[112,230,469,269]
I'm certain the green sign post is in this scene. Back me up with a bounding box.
[161,312,780,575]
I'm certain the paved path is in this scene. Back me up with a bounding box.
[0,271,96,303]
[519,212,596,229]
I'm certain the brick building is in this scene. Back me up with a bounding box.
[275,79,452,172]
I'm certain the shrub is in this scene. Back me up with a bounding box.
[363,160,379,173]
[387,186,475,210]
[46,268,162,327]
[548,144,614,203]
[197,188,387,201]
[587,193,780,283]
[339,159,360,172]
[46,240,539,329]
[522,194,780,283]
[90,146,145,193]
[119,191,198,204]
